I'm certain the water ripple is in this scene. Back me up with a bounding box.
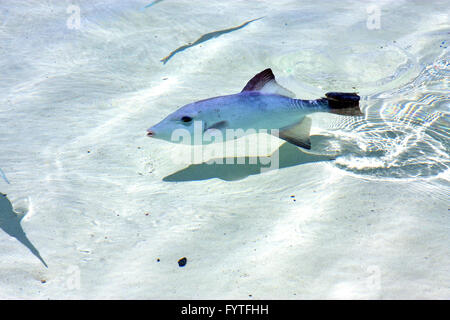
[272,43,420,95]
[329,57,449,179]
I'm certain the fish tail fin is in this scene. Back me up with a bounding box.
[324,92,363,116]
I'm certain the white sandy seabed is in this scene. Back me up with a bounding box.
[0,0,449,299]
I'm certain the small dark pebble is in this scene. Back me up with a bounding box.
[157,258,160,262]
[41,280,46,284]
[178,257,187,267]
[87,150,90,153]
[290,195,295,198]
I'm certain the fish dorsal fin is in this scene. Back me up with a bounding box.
[277,117,312,149]
[241,68,295,98]
[242,69,275,91]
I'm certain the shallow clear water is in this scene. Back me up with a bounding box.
[0,0,449,299]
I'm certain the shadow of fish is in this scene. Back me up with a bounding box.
[161,17,264,64]
[163,141,334,182]
[0,168,10,184]
[142,0,164,10]
[0,193,48,268]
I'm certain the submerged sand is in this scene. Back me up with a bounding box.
[0,0,448,299]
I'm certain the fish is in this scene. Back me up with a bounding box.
[146,68,362,150]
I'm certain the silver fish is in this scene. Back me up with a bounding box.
[147,69,362,149]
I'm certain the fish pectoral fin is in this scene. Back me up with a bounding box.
[205,120,228,131]
[277,117,312,149]
[204,120,229,137]
[241,68,295,98]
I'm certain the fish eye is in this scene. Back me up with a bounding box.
[181,116,193,123]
